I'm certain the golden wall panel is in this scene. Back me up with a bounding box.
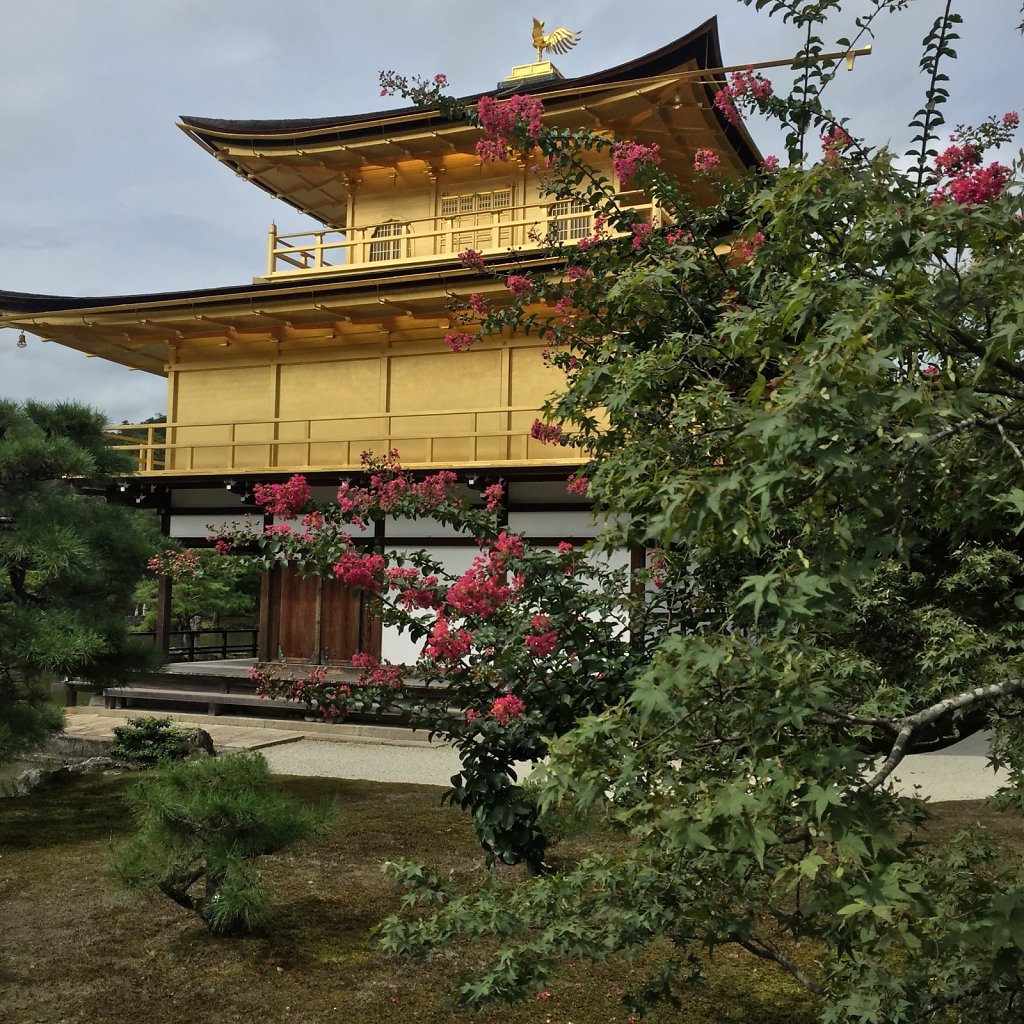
[166,334,573,471]
[389,348,503,411]
[172,366,271,470]
[278,359,382,417]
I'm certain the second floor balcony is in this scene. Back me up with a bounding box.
[109,404,583,478]
[263,193,666,279]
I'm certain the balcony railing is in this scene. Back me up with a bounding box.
[264,195,666,278]
[107,405,582,477]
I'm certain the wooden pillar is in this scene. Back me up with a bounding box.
[629,545,646,653]
[155,574,172,658]
[258,570,275,663]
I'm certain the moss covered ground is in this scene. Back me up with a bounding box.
[0,771,1014,1023]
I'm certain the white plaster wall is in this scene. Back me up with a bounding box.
[385,515,474,540]
[506,510,599,538]
[168,513,263,539]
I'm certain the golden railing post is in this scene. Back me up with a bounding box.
[267,222,278,276]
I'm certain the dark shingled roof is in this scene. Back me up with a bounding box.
[179,18,752,159]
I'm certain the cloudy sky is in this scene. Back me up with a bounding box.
[0,0,1018,424]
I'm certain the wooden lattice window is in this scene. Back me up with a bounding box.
[369,221,404,262]
[549,197,591,241]
[440,188,514,217]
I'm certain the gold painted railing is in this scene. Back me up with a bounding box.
[265,196,665,278]
[107,405,581,476]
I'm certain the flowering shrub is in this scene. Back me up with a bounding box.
[630,221,653,251]
[457,247,486,271]
[732,230,766,263]
[483,482,504,511]
[216,450,647,870]
[378,70,448,105]
[505,274,533,299]
[489,694,526,724]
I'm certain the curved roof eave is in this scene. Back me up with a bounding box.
[178,16,760,197]
[181,18,727,142]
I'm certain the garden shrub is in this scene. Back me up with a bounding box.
[108,715,205,766]
[109,751,332,933]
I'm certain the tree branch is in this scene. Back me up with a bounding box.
[863,677,1024,791]
[996,421,1024,471]
[733,935,825,995]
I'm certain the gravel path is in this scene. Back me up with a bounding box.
[261,737,465,787]
[261,730,1007,800]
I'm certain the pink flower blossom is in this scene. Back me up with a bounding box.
[557,541,574,554]
[693,148,721,172]
[332,551,386,591]
[714,67,773,126]
[530,419,564,445]
[457,248,486,271]
[762,155,780,173]
[1003,111,1020,130]
[352,652,403,689]
[820,126,853,167]
[446,558,512,618]
[934,143,977,177]
[489,693,526,724]
[631,221,653,251]
[467,293,489,316]
[491,531,525,562]
[505,274,533,299]
[553,295,576,321]
[425,616,473,661]
[566,474,589,496]
[733,231,766,263]
[525,631,559,657]
[252,474,312,518]
[475,93,545,162]
[576,215,608,251]
[531,614,551,631]
[148,548,201,582]
[611,141,661,187]
[445,331,474,352]
[665,227,692,245]
[378,70,449,106]
[932,146,1010,206]
[464,708,480,724]
[483,482,504,511]
[214,539,233,555]
[565,264,591,282]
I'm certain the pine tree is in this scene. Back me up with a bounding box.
[0,400,154,761]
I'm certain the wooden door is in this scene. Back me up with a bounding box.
[259,565,380,664]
